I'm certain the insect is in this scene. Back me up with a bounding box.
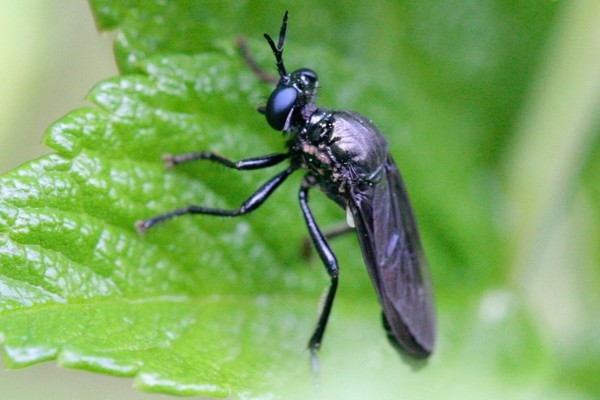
[136,11,435,361]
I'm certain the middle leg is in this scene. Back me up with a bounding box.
[163,151,289,170]
[136,165,296,233]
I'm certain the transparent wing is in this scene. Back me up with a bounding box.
[348,156,435,357]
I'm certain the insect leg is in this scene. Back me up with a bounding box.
[236,37,279,84]
[163,151,289,170]
[298,176,339,356]
[136,165,296,233]
[301,222,355,260]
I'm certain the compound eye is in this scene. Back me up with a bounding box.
[299,68,318,83]
[266,86,297,131]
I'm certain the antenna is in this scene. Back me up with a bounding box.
[264,11,289,79]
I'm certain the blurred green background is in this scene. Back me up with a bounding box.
[0,0,116,174]
[1,0,600,399]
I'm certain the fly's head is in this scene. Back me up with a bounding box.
[263,11,319,132]
[266,68,318,131]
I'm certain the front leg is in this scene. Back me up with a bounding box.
[163,151,289,170]
[236,37,279,84]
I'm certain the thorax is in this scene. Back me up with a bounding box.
[288,108,389,201]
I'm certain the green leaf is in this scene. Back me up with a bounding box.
[1,1,599,399]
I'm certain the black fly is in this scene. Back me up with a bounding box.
[136,11,436,362]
